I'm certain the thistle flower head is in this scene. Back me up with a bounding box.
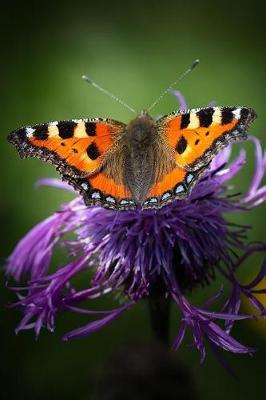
[6,94,266,361]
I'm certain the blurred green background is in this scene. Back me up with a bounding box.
[1,0,265,399]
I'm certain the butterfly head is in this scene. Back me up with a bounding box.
[126,112,155,146]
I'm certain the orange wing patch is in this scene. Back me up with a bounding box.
[148,166,186,197]
[65,172,136,210]
[142,165,204,209]
[8,118,125,177]
[158,107,256,171]
[89,172,130,199]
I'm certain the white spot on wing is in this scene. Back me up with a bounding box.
[26,127,35,137]
[233,108,241,120]
[186,173,194,184]
[47,123,59,137]
[212,108,221,124]
[91,191,101,199]
[187,112,199,129]
[73,121,87,138]
[81,182,89,191]
[106,196,116,203]
[162,192,171,201]
[175,185,185,194]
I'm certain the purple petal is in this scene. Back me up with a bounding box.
[239,136,266,207]
[199,309,252,321]
[62,302,133,341]
[234,243,266,272]
[205,321,255,354]
[172,321,187,351]
[191,320,206,362]
[6,214,65,281]
[223,284,242,333]
[210,146,232,171]
[242,291,266,316]
[171,90,188,110]
[214,149,246,184]
[36,178,75,192]
[13,254,92,336]
[246,136,265,196]
[244,259,266,289]
[64,304,126,315]
[5,195,88,281]
[201,286,224,309]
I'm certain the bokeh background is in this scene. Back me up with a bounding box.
[1,0,265,399]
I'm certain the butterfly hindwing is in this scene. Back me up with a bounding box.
[157,106,256,171]
[65,173,136,210]
[8,118,126,178]
[143,165,206,209]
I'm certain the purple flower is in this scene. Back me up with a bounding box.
[6,94,266,361]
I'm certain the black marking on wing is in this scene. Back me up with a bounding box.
[87,142,100,160]
[186,107,256,171]
[32,124,49,140]
[240,107,251,123]
[197,108,214,128]
[11,127,26,140]
[57,121,77,139]
[181,113,190,129]
[221,107,235,125]
[189,130,246,171]
[85,122,96,136]
[176,136,187,154]
[8,126,84,178]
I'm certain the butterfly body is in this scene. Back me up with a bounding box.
[8,106,256,210]
[122,113,161,203]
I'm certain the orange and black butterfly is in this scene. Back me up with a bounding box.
[8,106,256,210]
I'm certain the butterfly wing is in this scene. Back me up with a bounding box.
[8,118,125,177]
[157,106,256,171]
[8,118,136,210]
[143,165,206,208]
[142,106,256,208]
[65,172,136,210]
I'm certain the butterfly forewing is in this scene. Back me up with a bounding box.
[8,118,125,177]
[157,106,256,171]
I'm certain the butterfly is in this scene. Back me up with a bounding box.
[8,106,256,210]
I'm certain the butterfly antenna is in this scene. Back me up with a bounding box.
[82,75,136,115]
[146,59,200,113]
